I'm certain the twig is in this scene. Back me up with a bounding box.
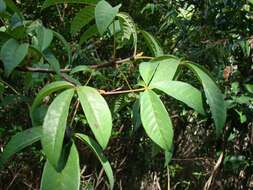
[98,87,145,96]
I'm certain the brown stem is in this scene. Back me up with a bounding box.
[99,88,145,95]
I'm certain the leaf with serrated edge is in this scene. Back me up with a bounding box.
[150,81,205,115]
[76,133,114,190]
[41,143,80,190]
[140,90,173,150]
[77,86,112,149]
[41,89,74,168]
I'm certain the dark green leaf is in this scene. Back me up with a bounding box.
[42,50,61,75]
[36,26,53,51]
[41,89,74,168]
[77,86,112,149]
[0,127,42,169]
[42,0,99,9]
[0,0,6,13]
[76,133,114,190]
[79,24,98,45]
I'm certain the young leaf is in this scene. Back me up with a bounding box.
[150,56,180,84]
[42,0,99,9]
[36,26,53,52]
[71,7,95,34]
[30,81,74,125]
[79,24,98,45]
[41,143,80,190]
[41,89,74,169]
[0,127,42,169]
[95,0,121,35]
[77,86,112,149]
[186,63,227,136]
[150,81,205,115]
[75,133,114,190]
[141,30,164,56]
[140,90,173,151]
[117,12,137,51]
[0,39,29,76]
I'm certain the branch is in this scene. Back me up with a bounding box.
[16,54,153,74]
[98,88,146,95]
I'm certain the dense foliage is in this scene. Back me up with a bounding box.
[0,0,252,189]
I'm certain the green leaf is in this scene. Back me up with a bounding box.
[95,0,121,35]
[244,84,253,93]
[116,12,137,51]
[140,90,173,151]
[4,0,23,19]
[186,63,227,136]
[0,127,42,169]
[0,0,6,13]
[141,30,164,56]
[150,81,205,115]
[0,39,29,76]
[70,65,92,75]
[150,56,180,84]
[79,24,98,45]
[30,81,74,126]
[42,0,99,9]
[41,143,80,190]
[53,30,72,65]
[41,89,74,168]
[71,7,94,34]
[77,86,112,149]
[36,26,53,51]
[139,56,179,85]
[42,50,61,75]
[75,133,114,190]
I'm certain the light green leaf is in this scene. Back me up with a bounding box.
[70,65,92,75]
[41,89,74,168]
[30,81,74,125]
[140,90,173,151]
[0,0,6,13]
[53,31,72,65]
[116,12,137,51]
[150,56,180,84]
[0,39,29,76]
[75,133,114,190]
[77,86,112,149]
[42,50,61,75]
[0,127,42,169]
[41,143,80,190]
[71,7,94,34]
[139,61,159,85]
[244,84,253,93]
[42,0,99,9]
[79,24,98,45]
[150,81,205,115]
[141,30,164,56]
[186,63,227,136]
[36,26,53,51]
[95,0,121,35]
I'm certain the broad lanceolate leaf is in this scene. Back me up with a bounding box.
[186,63,227,136]
[75,133,114,190]
[42,0,99,9]
[141,30,164,56]
[139,56,179,85]
[0,127,42,169]
[79,24,98,45]
[41,89,74,169]
[77,86,112,149]
[117,12,137,51]
[95,0,121,35]
[70,65,92,75]
[140,90,173,151]
[150,56,180,84]
[30,81,74,125]
[41,143,80,190]
[36,26,53,51]
[71,7,94,34]
[53,31,72,65]
[150,81,205,115]
[0,39,28,76]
